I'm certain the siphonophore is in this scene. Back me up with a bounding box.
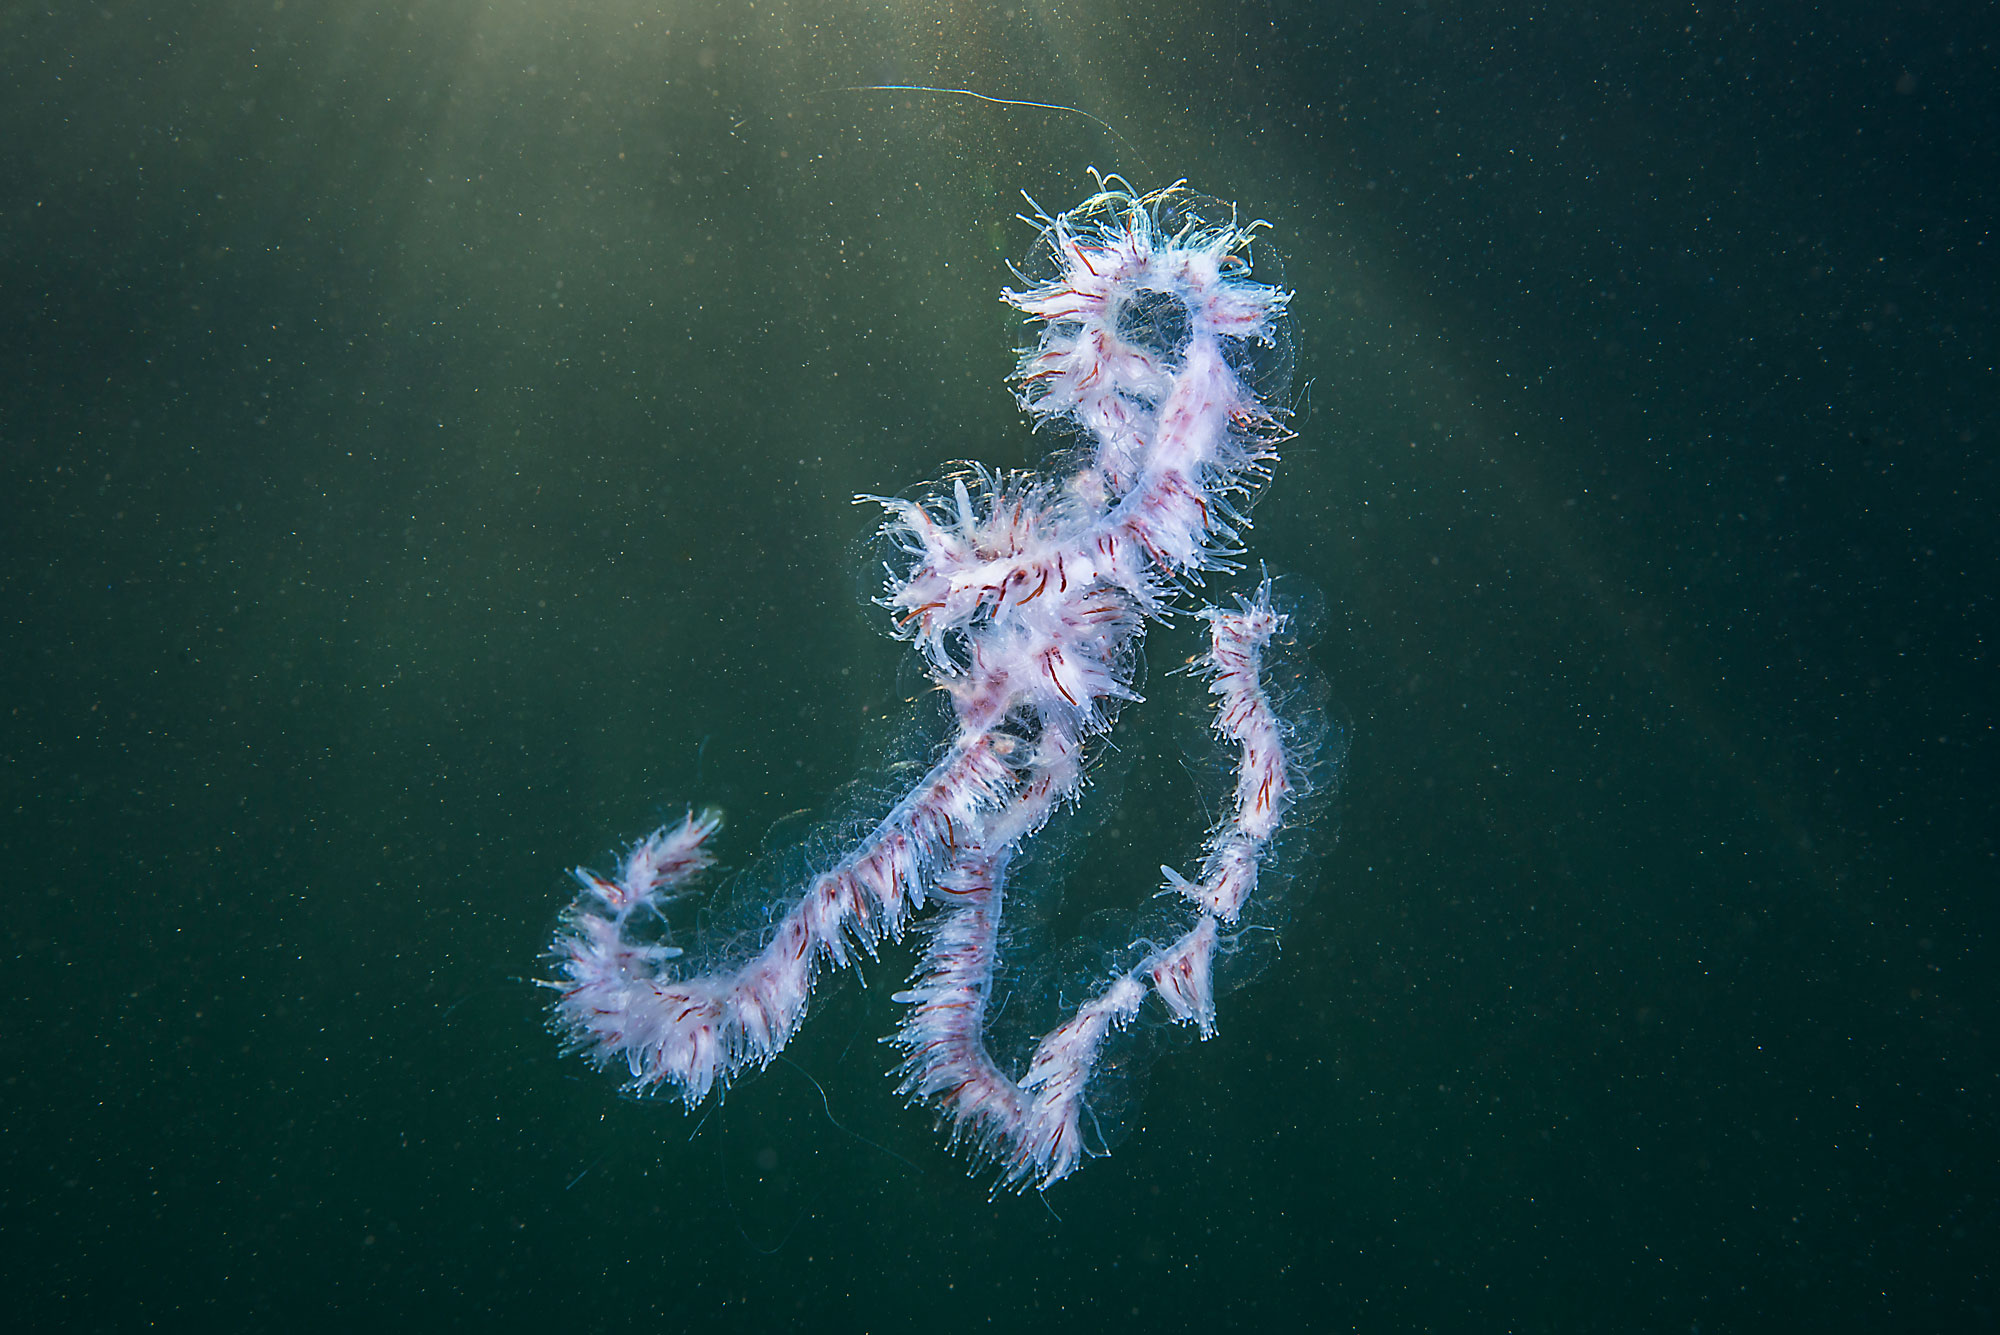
[547,176,1338,1189]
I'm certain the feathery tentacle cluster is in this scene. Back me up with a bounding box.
[548,177,1321,1189]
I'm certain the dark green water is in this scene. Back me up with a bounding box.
[4,3,1992,1330]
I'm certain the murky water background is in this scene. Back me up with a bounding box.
[4,3,1992,1329]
